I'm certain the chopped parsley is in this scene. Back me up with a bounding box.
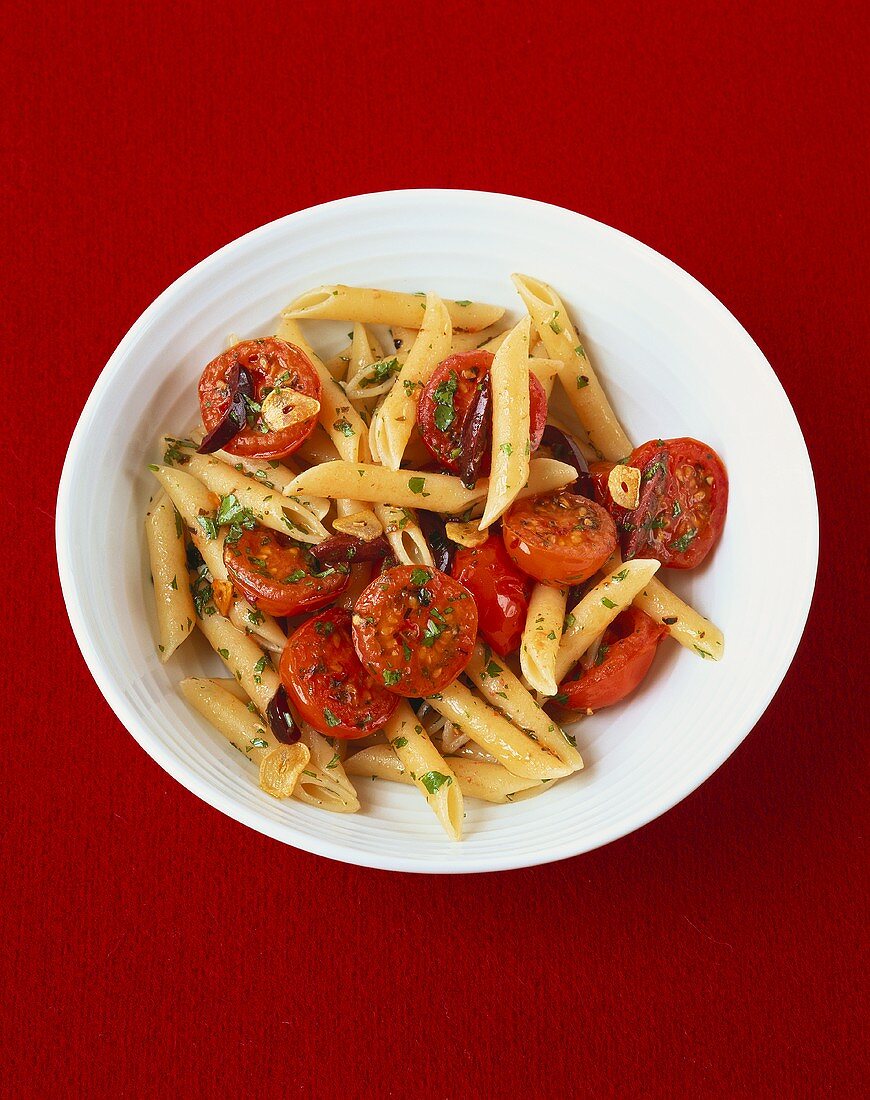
[196,515,219,540]
[419,771,452,795]
[410,568,430,587]
[601,597,617,609]
[218,648,229,660]
[455,299,472,307]
[392,736,408,749]
[323,708,341,727]
[499,442,513,457]
[577,375,589,389]
[314,620,335,637]
[548,311,562,334]
[364,357,400,387]
[383,669,401,686]
[408,477,427,495]
[672,528,698,553]
[253,655,268,685]
[432,372,458,432]
[486,660,502,678]
[333,417,355,437]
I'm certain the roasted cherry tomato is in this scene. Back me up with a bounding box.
[592,439,727,569]
[416,350,548,474]
[557,607,667,711]
[280,609,398,738]
[224,526,349,616]
[199,338,321,459]
[501,490,617,587]
[451,536,533,656]
[352,565,477,697]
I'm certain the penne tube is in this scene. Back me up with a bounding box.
[288,461,486,513]
[283,284,504,332]
[512,273,631,461]
[465,641,583,771]
[425,681,571,781]
[294,424,341,466]
[161,444,328,543]
[275,317,369,463]
[344,745,542,804]
[449,323,507,354]
[200,443,331,521]
[194,587,280,715]
[324,342,352,380]
[528,357,562,399]
[634,574,725,661]
[520,584,569,696]
[150,465,227,580]
[227,598,287,654]
[375,505,434,567]
[554,558,661,684]
[287,457,578,515]
[439,739,497,763]
[480,316,531,528]
[299,722,360,806]
[145,490,196,661]
[382,701,463,840]
[371,293,452,470]
[180,678,309,800]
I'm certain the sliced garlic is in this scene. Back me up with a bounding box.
[332,509,384,542]
[378,505,414,534]
[258,742,310,799]
[445,520,489,548]
[260,387,321,431]
[608,464,641,510]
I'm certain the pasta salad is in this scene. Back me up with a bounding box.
[145,275,728,839]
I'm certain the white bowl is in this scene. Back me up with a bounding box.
[56,190,817,873]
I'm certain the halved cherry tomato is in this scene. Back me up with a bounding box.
[416,350,548,473]
[224,525,349,616]
[199,338,321,459]
[557,607,667,711]
[591,439,727,569]
[501,490,617,587]
[352,565,477,697]
[280,609,398,738]
[451,536,533,656]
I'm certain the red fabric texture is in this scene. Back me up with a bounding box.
[3,2,867,1095]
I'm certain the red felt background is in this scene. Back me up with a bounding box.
[2,1,867,1095]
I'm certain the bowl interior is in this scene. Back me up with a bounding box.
[56,191,817,872]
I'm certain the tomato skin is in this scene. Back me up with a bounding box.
[558,607,667,711]
[352,565,477,697]
[224,526,349,616]
[502,490,617,587]
[199,338,321,460]
[417,351,548,473]
[280,609,398,738]
[592,441,728,570]
[451,537,533,656]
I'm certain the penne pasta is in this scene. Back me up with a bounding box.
[227,598,287,654]
[286,457,578,515]
[449,323,507,354]
[344,744,542,804]
[480,316,531,529]
[634,574,725,661]
[294,424,341,466]
[554,558,661,684]
[381,701,463,840]
[200,443,331,521]
[179,678,309,800]
[283,284,504,332]
[371,293,452,470]
[519,584,569,696]
[375,505,434,567]
[149,465,227,579]
[194,587,280,716]
[275,317,369,464]
[512,273,631,461]
[145,490,196,661]
[298,722,360,810]
[528,357,562,399]
[161,443,328,543]
[465,641,583,771]
[425,681,572,781]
